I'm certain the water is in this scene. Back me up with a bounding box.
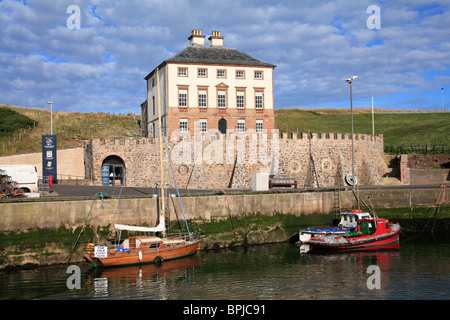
[1,239,449,300]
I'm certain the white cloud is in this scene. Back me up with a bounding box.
[0,0,449,113]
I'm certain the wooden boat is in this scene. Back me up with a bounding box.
[82,223,201,268]
[297,209,372,243]
[83,68,201,268]
[301,217,401,253]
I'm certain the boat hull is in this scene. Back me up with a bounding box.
[83,239,201,268]
[305,224,401,253]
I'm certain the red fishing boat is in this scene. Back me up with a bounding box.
[302,217,401,253]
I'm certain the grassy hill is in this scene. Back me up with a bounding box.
[0,104,449,157]
[0,104,140,156]
[275,108,450,150]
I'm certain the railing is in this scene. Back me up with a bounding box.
[384,144,450,155]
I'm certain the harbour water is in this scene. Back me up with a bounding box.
[1,237,449,300]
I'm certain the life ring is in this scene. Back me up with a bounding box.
[153,256,163,267]
[345,173,357,186]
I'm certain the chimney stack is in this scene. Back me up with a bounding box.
[188,29,205,46]
[208,31,224,47]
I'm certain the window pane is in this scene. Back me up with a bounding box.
[178,68,187,76]
[179,89,187,107]
[237,91,245,108]
[255,92,263,109]
[180,119,188,132]
[238,119,245,133]
[199,90,207,107]
[218,92,226,108]
[256,120,264,133]
[199,119,207,133]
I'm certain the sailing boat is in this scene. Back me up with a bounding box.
[83,68,201,268]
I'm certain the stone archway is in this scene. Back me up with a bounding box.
[101,155,126,186]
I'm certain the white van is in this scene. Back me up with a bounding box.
[0,165,39,194]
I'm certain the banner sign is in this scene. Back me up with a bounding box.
[42,135,57,184]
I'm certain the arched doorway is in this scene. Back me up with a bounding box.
[218,118,227,134]
[101,155,126,186]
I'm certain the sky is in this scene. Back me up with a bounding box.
[0,0,449,114]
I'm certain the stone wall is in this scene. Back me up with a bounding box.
[84,131,386,189]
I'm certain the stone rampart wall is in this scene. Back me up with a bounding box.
[84,132,386,189]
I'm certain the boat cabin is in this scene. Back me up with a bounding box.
[357,218,392,236]
[338,209,372,229]
[122,236,163,250]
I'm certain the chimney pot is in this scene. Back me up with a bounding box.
[188,29,206,46]
[208,30,224,47]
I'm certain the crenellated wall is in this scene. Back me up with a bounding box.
[84,131,387,189]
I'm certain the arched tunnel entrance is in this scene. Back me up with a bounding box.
[101,155,126,186]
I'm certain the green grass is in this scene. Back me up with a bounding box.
[0,104,140,156]
[275,108,450,147]
[1,105,449,156]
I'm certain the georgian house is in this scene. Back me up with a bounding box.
[141,29,276,138]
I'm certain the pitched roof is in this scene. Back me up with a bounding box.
[166,45,276,68]
[145,45,275,80]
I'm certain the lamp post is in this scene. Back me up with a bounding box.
[345,76,358,193]
[442,88,444,112]
[46,100,53,135]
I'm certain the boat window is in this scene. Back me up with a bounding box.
[149,243,160,249]
[385,222,390,229]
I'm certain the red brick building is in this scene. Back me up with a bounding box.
[141,30,276,138]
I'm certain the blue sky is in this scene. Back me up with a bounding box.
[0,0,449,114]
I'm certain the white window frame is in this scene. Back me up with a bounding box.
[179,89,188,107]
[198,68,207,78]
[218,91,227,108]
[254,71,263,80]
[199,119,208,133]
[179,119,188,133]
[236,70,245,79]
[255,91,263,109]
[236,91,245,109]
[256,119,264,133]
[198,89,207,108]
[178,67,188,77]
[217,69,226,78]
[237,119,245,133]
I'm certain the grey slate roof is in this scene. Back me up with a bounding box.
[165,45,276,68]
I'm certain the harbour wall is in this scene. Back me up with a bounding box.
[0,187,448,269]
[0,187,447,233]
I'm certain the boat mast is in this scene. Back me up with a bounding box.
[156,68,165,236]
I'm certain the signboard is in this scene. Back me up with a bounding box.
[101,165,110,186]
[42,135,57,184]
[94,246,108,258]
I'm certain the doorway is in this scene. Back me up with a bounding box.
[218,118,227,134]
[102,155,126,186]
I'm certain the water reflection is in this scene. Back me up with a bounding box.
[85,255,200,299]
[0,240,448,300]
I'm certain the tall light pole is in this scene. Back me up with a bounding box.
[345,76,358,194]
[47,100,53,135]
[442,88,444,112]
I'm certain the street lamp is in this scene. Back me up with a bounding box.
[46,100,53,135]
[442,88,444,112]
[345,76,358,194]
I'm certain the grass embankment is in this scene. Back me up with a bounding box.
[275,108,450,147]
[0,104,140,156]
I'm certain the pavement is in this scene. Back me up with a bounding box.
[46,183,446,199]
[48,184,235,198]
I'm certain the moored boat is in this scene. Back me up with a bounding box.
[297,209,372,243]
[82,67,201,268]
[301,217,401,253]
